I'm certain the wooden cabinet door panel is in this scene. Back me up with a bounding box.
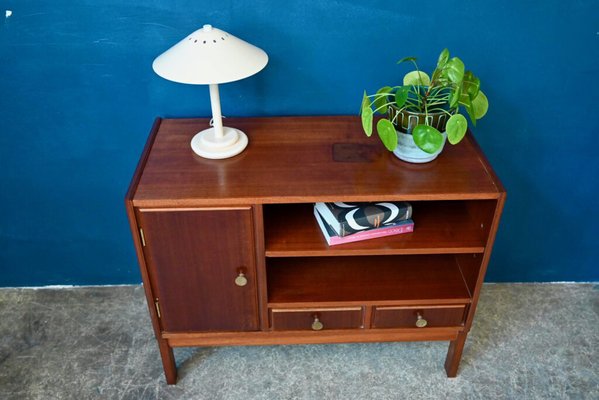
[139,208,259,332]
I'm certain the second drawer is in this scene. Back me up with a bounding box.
[270,308,364,331]
[372,305,467,329]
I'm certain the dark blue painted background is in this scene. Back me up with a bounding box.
[1,1,598,286]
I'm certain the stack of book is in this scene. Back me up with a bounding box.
[313,201,414,246]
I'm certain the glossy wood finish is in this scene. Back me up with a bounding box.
[125,118,164,337]
[157,338,177,384]
[270,308,364,330]
[372,305,466,329]
[264,201,487,256]
[163,327,463,347]
[133,117,502,207]
[126,116,506,383]
[251,205,270,330]
[138,208,259,332]
[462,195,506,331]
[266,255,472,307]
[445,331,468,377]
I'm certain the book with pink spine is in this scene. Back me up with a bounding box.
[314,207,414,246]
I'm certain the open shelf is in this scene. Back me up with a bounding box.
[267,254,472,307]
[264,201,491,257]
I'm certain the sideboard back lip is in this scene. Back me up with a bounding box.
[467,132,507,195]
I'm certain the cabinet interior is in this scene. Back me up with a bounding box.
[266,254,473,307]
[262,200,496,309]
[263,200,495,256]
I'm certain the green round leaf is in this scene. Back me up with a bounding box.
[395,86,409,108]
[413,124,443,154]
[450,86,461,108]
[376,119,398,151]
[446,114,468,145]
[471,90,489,119]
[465,102,477,126]
[403,71,431,86]
[462,71,480,98]
[446,57,465,83]
[361,90,370,111]
[373,86,392,114]
[459,90,471,105]
[361,106,373,137]
[437,48,450,68]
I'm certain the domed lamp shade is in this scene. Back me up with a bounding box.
[153,25,268,159]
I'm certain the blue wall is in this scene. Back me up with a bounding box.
[1,1,597,286]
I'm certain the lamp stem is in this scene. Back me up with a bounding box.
[208,83,224,140]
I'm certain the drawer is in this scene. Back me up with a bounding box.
[270,308,363,331]
[372,305,466,329]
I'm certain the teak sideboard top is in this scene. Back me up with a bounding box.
[131,116,504,207]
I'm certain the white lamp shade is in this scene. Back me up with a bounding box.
[152,25,268,85]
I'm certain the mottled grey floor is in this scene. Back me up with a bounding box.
[0,284,597,400]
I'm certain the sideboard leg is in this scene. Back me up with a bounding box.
[444,331,468,377]
[157,339,177,384]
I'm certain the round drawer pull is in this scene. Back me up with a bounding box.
[415,313,428,328]
[311,316,324,331]
[234,272,248,287]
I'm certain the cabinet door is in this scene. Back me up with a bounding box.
[139,208,259,332]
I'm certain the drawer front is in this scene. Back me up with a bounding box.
[373,305,466,329]
[270,308,363,331]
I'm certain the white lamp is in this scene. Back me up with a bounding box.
[152,25,268,159]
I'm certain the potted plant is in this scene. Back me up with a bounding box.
[360,48,489,163]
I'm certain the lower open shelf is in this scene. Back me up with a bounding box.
[267,254,472,307]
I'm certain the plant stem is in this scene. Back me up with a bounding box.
[373,102,395,114]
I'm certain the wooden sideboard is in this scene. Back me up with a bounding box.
[125,116,505,384]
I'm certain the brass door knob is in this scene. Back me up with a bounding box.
[234,272,248,287]
[311,316,324,331]
[415,313,428,328]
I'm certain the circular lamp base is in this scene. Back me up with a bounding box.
[190,127,248,159]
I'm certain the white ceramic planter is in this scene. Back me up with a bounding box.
[393,130,447,163]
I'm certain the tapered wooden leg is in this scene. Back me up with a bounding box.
[157,339,177,384]
[444,331,468,377]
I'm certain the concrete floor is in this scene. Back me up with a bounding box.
[0,284,597,399]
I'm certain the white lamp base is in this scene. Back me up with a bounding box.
[190,127,249,159]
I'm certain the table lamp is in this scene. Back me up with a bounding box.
[152,25,268,159]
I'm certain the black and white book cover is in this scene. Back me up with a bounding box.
[314,201,412,236]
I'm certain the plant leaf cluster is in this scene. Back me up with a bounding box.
[360,49,489,153]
